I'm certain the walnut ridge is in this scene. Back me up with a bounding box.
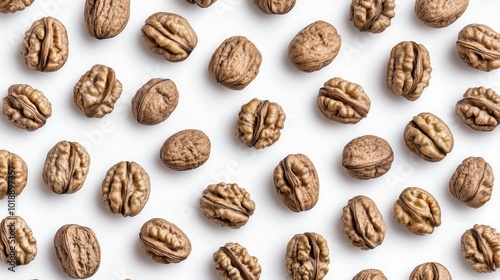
[350,0,396,33]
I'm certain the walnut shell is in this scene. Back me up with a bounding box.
[141,12,198,62]
[341,195,386,250]
[318,77,371,124]
[186,0,217,8]
[101,161,151,217]
[0,0,34,13]
[236,98,286,149]
[455,86,500,131]
[84,0,130,39]
[160,129,211,171]
[253,0,296,14]
[286,232,330,280]
[0,216,37,266]
[350,0,396,33]
[208,36,262,90]
[461,224,500,273]
[43,141,90,195]
[139,218,191,264]
[2,84,52,131]
[0,150,28,200]
[21,16,68,72]
[456,24,500,72]
[352,269,388,280]
[54,224,101,279]
[409,262,452,280]
[449,157,494,208]
[213,242,262,280]
[403,112,454,162]
[200,182,255,229]
[415,0,468,28]
[273,153,319,212]
[73,64,123,118]
[288,20,341,72]
[393,187,441,235]
[386,41,432,101]
[131,78,179,125]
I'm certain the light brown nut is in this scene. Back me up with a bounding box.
[461,224,500,273]
[317,77,371,124]
[160,129,211,171]
[54,224,101,279]
[273,153,319,212]
[286,232,330,280]
[200,182,255,229]
[101,161,151,217]
[386,41,432,101]
[73,64,123,118]
[350,0,396,33]
[0,150,28,200]
[185,0,217,8]
[393,187,441,235]
[0,0,34,13]
[456,24,500,72]
[341,135,394,180]
[253,0,296,14]
[409,262,452,280]
[213,242,261,280]
[352,268,387,280]
[455,86,500,131]
[450,157,494,208]
[341,195,386,250]
[21,16,68,72]
[131,78,179,125]
[415,0,468,28]
[208,36,262,90]
[404,112,454,162]
[0,216,36,266]
[236,98,286,149]
[2,84,52,131]
[141,12,198,62]
[139,218,191,264]
[43,141,90,195]
[84,0,130,39]
[288,20,341,72]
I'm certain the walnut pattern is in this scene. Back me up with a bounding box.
[253,0,296,15]
[350,0,396,33]
[84,0,131,39]
[131,78,179,125]
[461,224,500,273]
[285,232,330,280]
[0,150,28,200]
[415,0,469,28]
[455,86,500,131]
[450,157,494,208]
[160,129,211,171]
[0,216,37,266]
[409,262,452,280]
[456,24,500,71]
[213,242,262,280]
[0,0,34,13]
[352,269,388,280]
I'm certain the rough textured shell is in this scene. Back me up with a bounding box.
[43,141,90,194]
[186,0,217,8]
[236,98,286,149]
[54,224,101,279]
[73,64,123,118]
[0,216,36,266]
[455,86,500,131]
[139,218,191,264]
[213,242,262,280]
[404,112,454,162]
[200,182,255,229]
[253,0,296,14]
[84,0,130,39]
[160,129,211,171]
[141,12,198,62]
[101,161,151,217]
[341,135,394,180]
[0,150,28,199]
[449,157,494,208]
[131,78,179,125]
[288,20,341,72]
[0,0,34,13]
[285,232,330,280]
[393,187,441,235]
[2,84,52,131]
[273,154,319,212]
[341,195,386,250]
[386,41,432,101]
[415,0,468,28]
[318,77,371,123]
[21,17,68,72]
[208,36,262,90]
[350,0,396,33]
[409,262,452,280]
[352,269,388,280]
[461,224,500,273]
[456,24,500,71]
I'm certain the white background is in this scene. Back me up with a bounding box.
[1,0,500,279]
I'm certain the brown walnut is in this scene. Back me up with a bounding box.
[415,0,468,28]
[0,216,36,266]
[0,0,34,13]
[160,129,211,171]
[352,269,387,280]
[0,150,28,200]
[213,242,262,280]
[186,0,217,8]
[131,78,179,125]
[84,0,130,39]
[253,0,296,14]
[350,0,396,33]
[409,262,452,280]
[285,232,330,280]
[455,86,500,131]
[456,24,500,71]
[461,224,500,273]
[449,157,494,208]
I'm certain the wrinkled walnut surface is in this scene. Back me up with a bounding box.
[84,0,130,39]
[352,269,387,280]
[253,0,296,14]
[286,232,330,280]
[461,224,500,273]
[450,157,494,208]
[456,86,500,131]
[186,0,217,8]
[131,78,179,125]
[160,129,211,171]
[456,24,500,71]
[350,0,396,33]
[409,262,452,280]
[0,150,27,199]
[213,242,261,280]
[0,216,36,266]
[0,0,34,13]
[415,0,468,28]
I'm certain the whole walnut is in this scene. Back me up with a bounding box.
[286,232,330,280]
[0,150,28,200]
[455,86,500,131]
[160,129,211,171]
[84,0,131,39]
[213,242,262,280]
[449,157,494,208]
[409,262,452,280]
[456,24,500,72]
[131,78,179,125]
[0,216,37,266]
[415,0,468,28]
[461,224,500,273]
[253,0,296,14]
[350,0,396,33]
[186,0,217,8]
[352,269,388,280]
[0,0,34,13]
